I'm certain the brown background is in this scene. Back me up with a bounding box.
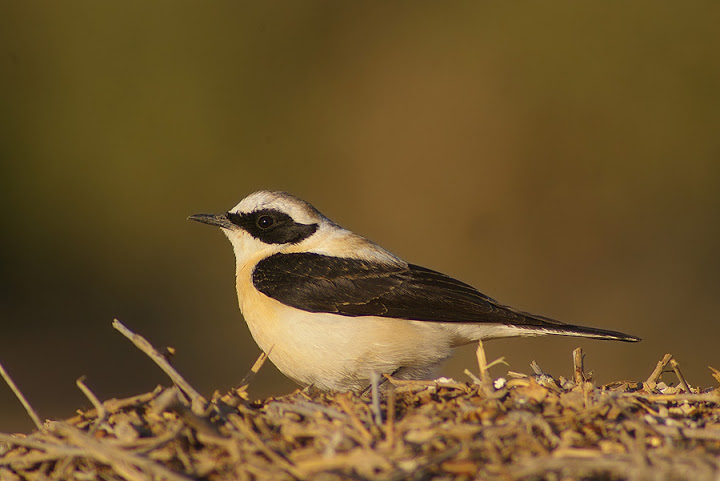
[2,2,719,432]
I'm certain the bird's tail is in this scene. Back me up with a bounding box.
[513,310,641,342]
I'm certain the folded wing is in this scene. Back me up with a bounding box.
[252,252,639,342]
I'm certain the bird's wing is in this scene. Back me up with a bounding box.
[252,252,408,315]
[252,253,639,342]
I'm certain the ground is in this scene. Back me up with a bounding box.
[1,324,719,481]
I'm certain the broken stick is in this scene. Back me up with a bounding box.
[112,319,207,415]
[645,353,673,385]
[573,347,586,385]
[670,359,692,393]
[0,361,43,431]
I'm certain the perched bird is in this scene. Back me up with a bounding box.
[190,191,639,392]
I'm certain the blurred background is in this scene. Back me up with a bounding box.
[1,2,719,432]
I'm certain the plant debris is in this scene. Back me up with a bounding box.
[1,321,720,481]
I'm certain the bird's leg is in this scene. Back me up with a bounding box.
[361,366,402,395]
[370,371,382,425]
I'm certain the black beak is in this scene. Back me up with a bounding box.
[188,213,236,229]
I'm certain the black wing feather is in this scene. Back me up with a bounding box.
[252,252,639,341]
[252,254,406,314]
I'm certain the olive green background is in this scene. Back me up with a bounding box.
[2,2,719,432]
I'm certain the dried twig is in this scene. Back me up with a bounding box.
[0,361,43,431]
[112,319,207,414]
[464,368,482,384]
[670,359,692,393]
[476,340,494,395]
[75,377,105,432]
[237,349,271,393]
[709,366,720,386]
[485,356,507,370]
[383,376,468,390]
[66,388,162,425]
[573,347,586,384]
[645,353,673,385]
[530,360,544,376]
[0,432,81,454]
[629,392,720,402]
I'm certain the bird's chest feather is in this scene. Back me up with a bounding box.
[234,264,347,386]
[235,267,289,353]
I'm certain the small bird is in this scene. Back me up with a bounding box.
[190,191,639,392]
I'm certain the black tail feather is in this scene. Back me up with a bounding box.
[513,310,641,342]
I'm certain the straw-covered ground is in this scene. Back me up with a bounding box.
[1,320,719,481]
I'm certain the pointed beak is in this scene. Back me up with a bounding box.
[188,213,236,229]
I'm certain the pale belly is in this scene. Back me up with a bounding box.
[237,279,455,391]
[233,260,540,391]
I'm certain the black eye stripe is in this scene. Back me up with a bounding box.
[227,209,318,244]
[226,211,245,227]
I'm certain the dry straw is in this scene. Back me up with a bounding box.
[1,319,720,480]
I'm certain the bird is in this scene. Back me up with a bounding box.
[189,190,639,392]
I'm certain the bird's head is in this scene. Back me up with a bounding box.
[189,191,329,264]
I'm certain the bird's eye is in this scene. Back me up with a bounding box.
[257,215,274,229]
